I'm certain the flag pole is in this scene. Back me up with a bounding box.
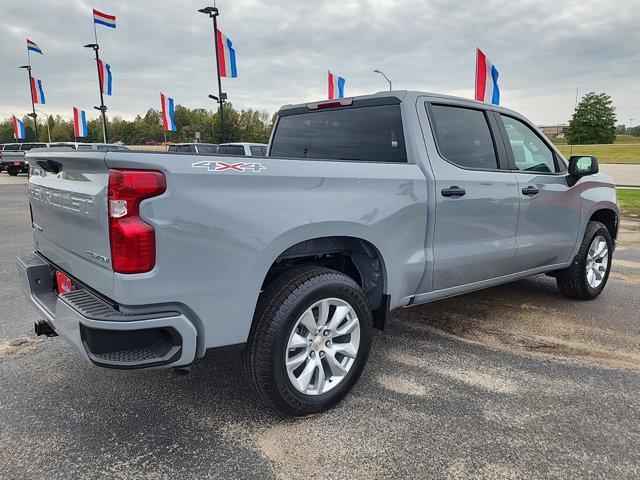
[19,61,39,140]
[85,16,108,143]
[199,6,225,144]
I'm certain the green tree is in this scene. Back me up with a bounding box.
[567,92,616,145]
[0,103,275,146]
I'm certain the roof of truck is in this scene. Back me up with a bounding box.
[279,90,522,118]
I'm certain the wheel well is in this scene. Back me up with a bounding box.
[589,209,618,240]
[262,236,388,329]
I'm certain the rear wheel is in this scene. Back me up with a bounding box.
[7,167,18,176]
[244,266,373,416]
[556,221,613,300]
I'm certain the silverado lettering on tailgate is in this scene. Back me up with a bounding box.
[28,184,95,215]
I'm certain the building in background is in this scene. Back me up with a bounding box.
[539,124,569,139]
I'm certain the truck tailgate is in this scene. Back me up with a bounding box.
[27,151,114,296]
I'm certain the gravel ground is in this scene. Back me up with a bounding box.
[1,173,639,479]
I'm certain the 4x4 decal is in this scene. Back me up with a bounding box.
[192,160,266,173]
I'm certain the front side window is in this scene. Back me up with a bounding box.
[270,105,406,162]
[500,115,557,173]
[430,105,498,170]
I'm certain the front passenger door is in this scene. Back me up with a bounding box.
[496,113,580,271]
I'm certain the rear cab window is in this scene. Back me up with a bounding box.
[429,104,498,170]
[270,103,407,162]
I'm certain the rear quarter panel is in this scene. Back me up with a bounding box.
[104,152,428,350]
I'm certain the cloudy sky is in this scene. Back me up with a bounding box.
[1,0,639,126]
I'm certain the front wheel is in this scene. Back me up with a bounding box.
[556,221,613,300]
[6,167,18,176]
[244,266,373,416]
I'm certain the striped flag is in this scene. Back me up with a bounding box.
[216,29,237,78]
[73,108,88,138]
[160,93,177,132]
[93,9,116,28]
[328,71,345,100]
[30,76,46,104]
[97,59,112,95]
[13,116,25,140]
[475,48,500,105]
[27,39,43,54]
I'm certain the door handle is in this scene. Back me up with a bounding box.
[522,186,540,196]
[441,186,466,197]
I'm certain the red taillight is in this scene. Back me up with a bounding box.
[108,169,166,274]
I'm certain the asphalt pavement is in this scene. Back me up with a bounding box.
[1,173,639,479]
[600,163,640,187]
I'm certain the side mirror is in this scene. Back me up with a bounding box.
[569,155,599,177]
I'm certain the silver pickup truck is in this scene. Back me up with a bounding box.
[1,142,47,175]
[17,91,619,416]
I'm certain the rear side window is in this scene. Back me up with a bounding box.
[500,115,558,173]
[4,144,20,151]
[218,145,246,156]
[430,105,497,170]
[77,145,93,150]
[270,105,406,162]
[249,146,266,157]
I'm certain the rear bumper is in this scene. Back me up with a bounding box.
[16,251,197,369]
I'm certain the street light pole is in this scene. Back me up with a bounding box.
[35,110,51,142]
[373,69,392,91]
[19,65,39,140]
[199,6,226,144]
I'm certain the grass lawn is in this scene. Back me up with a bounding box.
[617,189,640,215]
[554,143,640,164]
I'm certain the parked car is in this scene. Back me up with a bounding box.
[167,143,218,154]
[18,91,618,416]
[0,142,47,175]
[217,142,268,156]
[47,142,130,151]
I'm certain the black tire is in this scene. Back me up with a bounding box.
[7,167,18,176]
[244,266,373,416]
[556,221,613,300]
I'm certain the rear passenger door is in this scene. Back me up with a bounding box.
[495,113,580,271]
[425,101,520,290]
